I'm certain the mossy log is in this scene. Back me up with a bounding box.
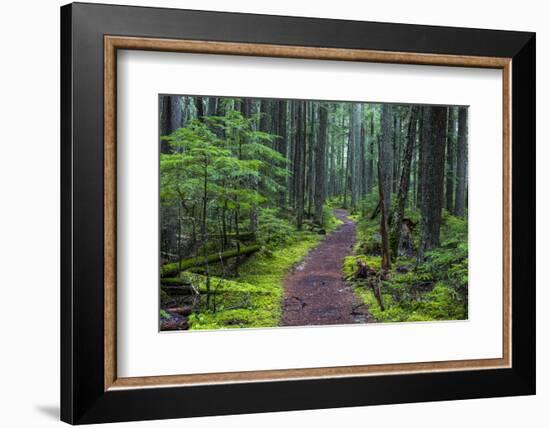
[160,319,190,331]
[161,244,261,277]
[168,306,193,316]
[161,277,192,286]
[161,285,196,296]
[161,284,223,296]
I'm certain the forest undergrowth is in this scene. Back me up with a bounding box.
[162,207,341,330]
[337,195,468,323]
[158,96,469,330]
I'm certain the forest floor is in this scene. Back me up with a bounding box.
[280,209,373,326]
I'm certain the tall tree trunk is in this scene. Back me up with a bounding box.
[349,103,361,208]
[379,104,393,218]
[366,115,374,194]
[360,109,367,199]
[160,96,171,153]
[259,99,271,133]
[169,96,183,132]
[295,101,306,229]
[306,103,316,216]
[342,112,350,208]
[215,97,225,117]
[343,125,351,209]
[418,106,447,260]
[454,107,468,217]
[160,96,170,134]
[201,159,208,241]
[239,98,248,118]
[445,107,456,212]
[207,97,217,116]
[328,109,335,199]
[378,160,391,271]
[314,104,328,224]
[195,96,204,119]
[288,101,296,206]
[390,106,419,259]
[339,112,345,196]
[354,103,363,204]
[277,100,288,204]
[277,100,288,154]
[415,110,424,209]
[392,115,400,193]
[160,96,183,153]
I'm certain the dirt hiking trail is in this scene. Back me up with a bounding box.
[280,209,373,326]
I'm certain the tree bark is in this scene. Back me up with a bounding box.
[415,110,424,209]
[351,103,362,206]
[207,97,217,117]
[379,104,393,218]
[418,106,447,260]
[360,107,367,199]
[377,160,391,272]
[195,96,204,119]
[366,115,374,194]
[390,106,419,259]
[392,114,401,193]
[169,96,183,132]
[295,101,306,229]
[445,107,456,212]
[259,99,271,133]
[454,107,468,217]
[314,104,328,224]
[288,101,296,206]
[306,103,316,216]
[160,96,184,153]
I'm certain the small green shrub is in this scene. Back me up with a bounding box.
[256,208,295,247]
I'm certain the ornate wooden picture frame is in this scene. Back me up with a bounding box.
[61,2,535,424]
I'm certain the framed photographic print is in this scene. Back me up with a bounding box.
[61,2,535,424]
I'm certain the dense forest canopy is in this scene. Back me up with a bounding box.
[159,95,468,331]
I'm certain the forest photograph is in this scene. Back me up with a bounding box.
[159,94,468,331]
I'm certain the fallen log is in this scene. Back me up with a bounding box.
[161,277,192,286]
[161,284,224,296]
[161,244,261,277]
[168,306,193,316]
[160,319,190,331]
[161,285,196,296]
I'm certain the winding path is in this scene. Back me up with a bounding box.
[280,209,372,326]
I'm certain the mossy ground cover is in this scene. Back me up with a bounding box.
[342,195,468,323]
[184,208,341,330]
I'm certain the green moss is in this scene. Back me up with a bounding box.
[353,217,381,254]
[161,244,261,277]
[354,282,466,323]
[342,255,382,280]
[187,230,322,330]
[347,211,468,323]
[160,289,172,304]
[324,206,343,232]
